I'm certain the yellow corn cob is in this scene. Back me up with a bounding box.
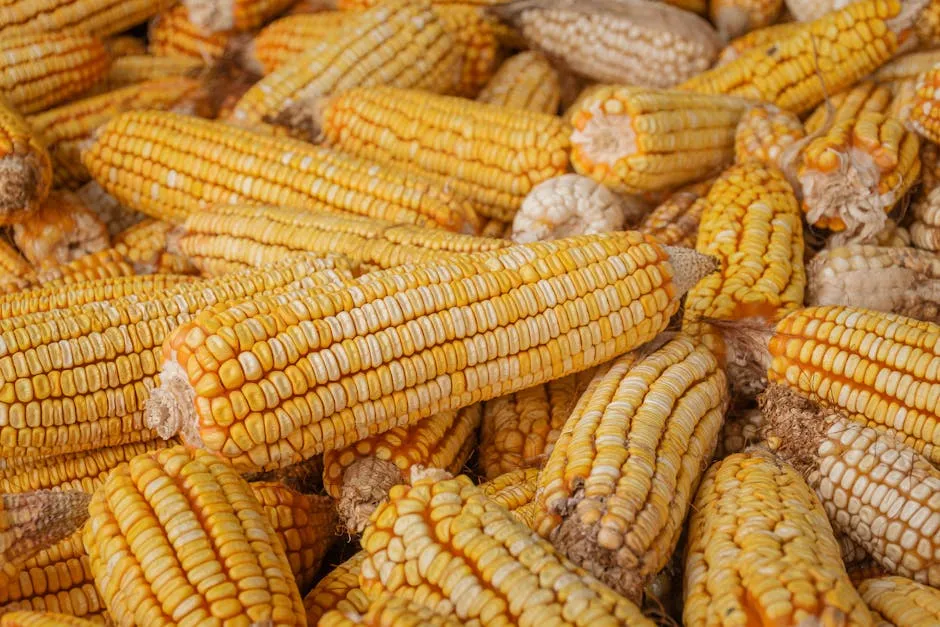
[97,55,205,90]
[0,98,52,225]
[103,36,147,58]
[0,611,99,626]
[148,5,235,65]
[0,239,35,295]
[680,0,923,115]
[320,594,463,627]
[711,0,783,39]
[716,21,804,65]
[477,51,560,114]
[733,103,805,170]
[858,577,940,625]
[917,0,940,45]
[173,205,507,275]
[28,77,205,190]
[436,5,502,98]
[248,481,338,592]
[113,218,198,275]
[183,0,296,33]
[535,335,729,602]
[84,445,306,626]
[760,384,940,588]
[638,180,712,248]
[303,552,369,625]
[909,67,940,144]
[11,192,109,271]
[684,450,874,625]
[873,50,940,89]
[0,0,163,39]
[479,368,597,480]
[479,218,510,239]
[478,467,540,527]
[493,0,722,89]
[74,182,144,237]
[145,233,716,471]
[0,254,353,460]
[360,469,654,625]
[229,1,461,132]
[83,111,478,233]
[912,154,940,249]
[0,33,110,115]
[322,405,480,533]
[312,86,572,221]
[683,162,805,365]
[568,85,749,195]
[715,406,764,457]
[242,11,350,74]
[768,305,940,464]
[35,249,134,285]
[807,245,940,322]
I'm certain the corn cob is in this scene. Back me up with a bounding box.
[35,249,134,285]
[711,0,783,40]
[303,552,369,625]
[311,87,571,222]
[0,239,35,295]
[0,254,353,460]
[0,611,99,626]
[568,85,749,195]
[912,174,940,250]
[248,481,337,592]
[715,406,764,457]
[479,218,510,239]
[477,51,561,114]
[683,162,805,368]
[183,0,296,33]
[241,11,350,74]
[684,450,874,625]
[785,0,857,21]
[872,50,940,89]
[146,233,716,471]
[113,218,197,275]
[84,445,306,625]
[322,405,480,534]
[680,0,924,115]
[104,36,147,58]
[807,245,940,322]
[535,335,728,602]
[173,205,507,275]
[760,385,940,588]
[638,180,712,248]
[478,467,540,527]
[917,0,940,45]
[716,21,804,65]
[0,0,162,40]
[11,192,108,271]
[733,103,805,171]
[0,33,110,115]
[74,182,144,238]
[479,369,597,480]
[97,55,205,90]
[436,5,502,98]
[494,0,722,89]
[510,174,646,245]
[0,98,52,225]
[768,305,940,464]
[230,1,461,132]
[858,577,940,625]
[148,5,235,65]
[320,594,463,627]
[909,67,940,144]
[847,561,888,586]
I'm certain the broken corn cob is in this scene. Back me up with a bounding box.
[733,103,805,171]
[858,576,940,625]
[35,248,133,285]
[12,191,109,270]
[0,0,160,39]
[0,98,52,225]
[303,552,369,624]
[568,85,749,195]
[638,180,712,248]
[76,181,145,238]
[243,11,350,74]
[148,5,235,65]
[477,51,561,114]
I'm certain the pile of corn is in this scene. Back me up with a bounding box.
[1,0,940,624]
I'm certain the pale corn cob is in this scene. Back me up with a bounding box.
[510,174,646,244]
[679,0,924,115]
[733,103,805,171]
[912,183,940,251]
[858,577,940,625]
[568,85,749,195]
[807,245,940,322]
[436,5,503,98]
[716,21,803,65]
[241,11,350,74]
[28,77,205,190]
[12,192,109,271]
[0,33,110,115]
[145,233,716,471]
[97,55,205,90]
[103,36,147,58]
[535,335,729,602]
[311,86,571,221]
[711,0,783,39]
[173,205,508,275]
[799,82,921,244]
[683,162,805,370]
[319,594,462,627]
[870,219,912,248]
[184,0,296,32]
[303,552,369,625]
[248,481,337,592]
[230,1,461,132]
[74,182,144,237]
[322,405,480,533]
[0,0,162,39]
[638,180,712,248]
[84,445,306,626]
[872,50,940,89]
[84,111,477,232]
[479,369,597,480]
[760,384,940,587]
[113,218,198,275]
[360,468,654,625]
[493,0,722,89]
[768,305,940,464]
[35,248,133,285]
[0,611,99,626]
[0,239,35,295]
[479,218,510,239]
[715,406,764,457]
[0,254,353,460]
[477,51,561,114]
[478,468,540,527]
[785,0,855,21]
[148,5,235,65]
[684,450,874,625]
[909,67,940,144]
[0,98,52,225]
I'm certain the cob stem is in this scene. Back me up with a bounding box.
[664,246,720,295]
[145,361,201,445]
[337,458,404,534]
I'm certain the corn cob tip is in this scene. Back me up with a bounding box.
[0,155,42,217]
[337,457,403,535]
[663,246,720,295]
[268,95,328,144]
[144,360,201,445]
[756,383,838,476]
